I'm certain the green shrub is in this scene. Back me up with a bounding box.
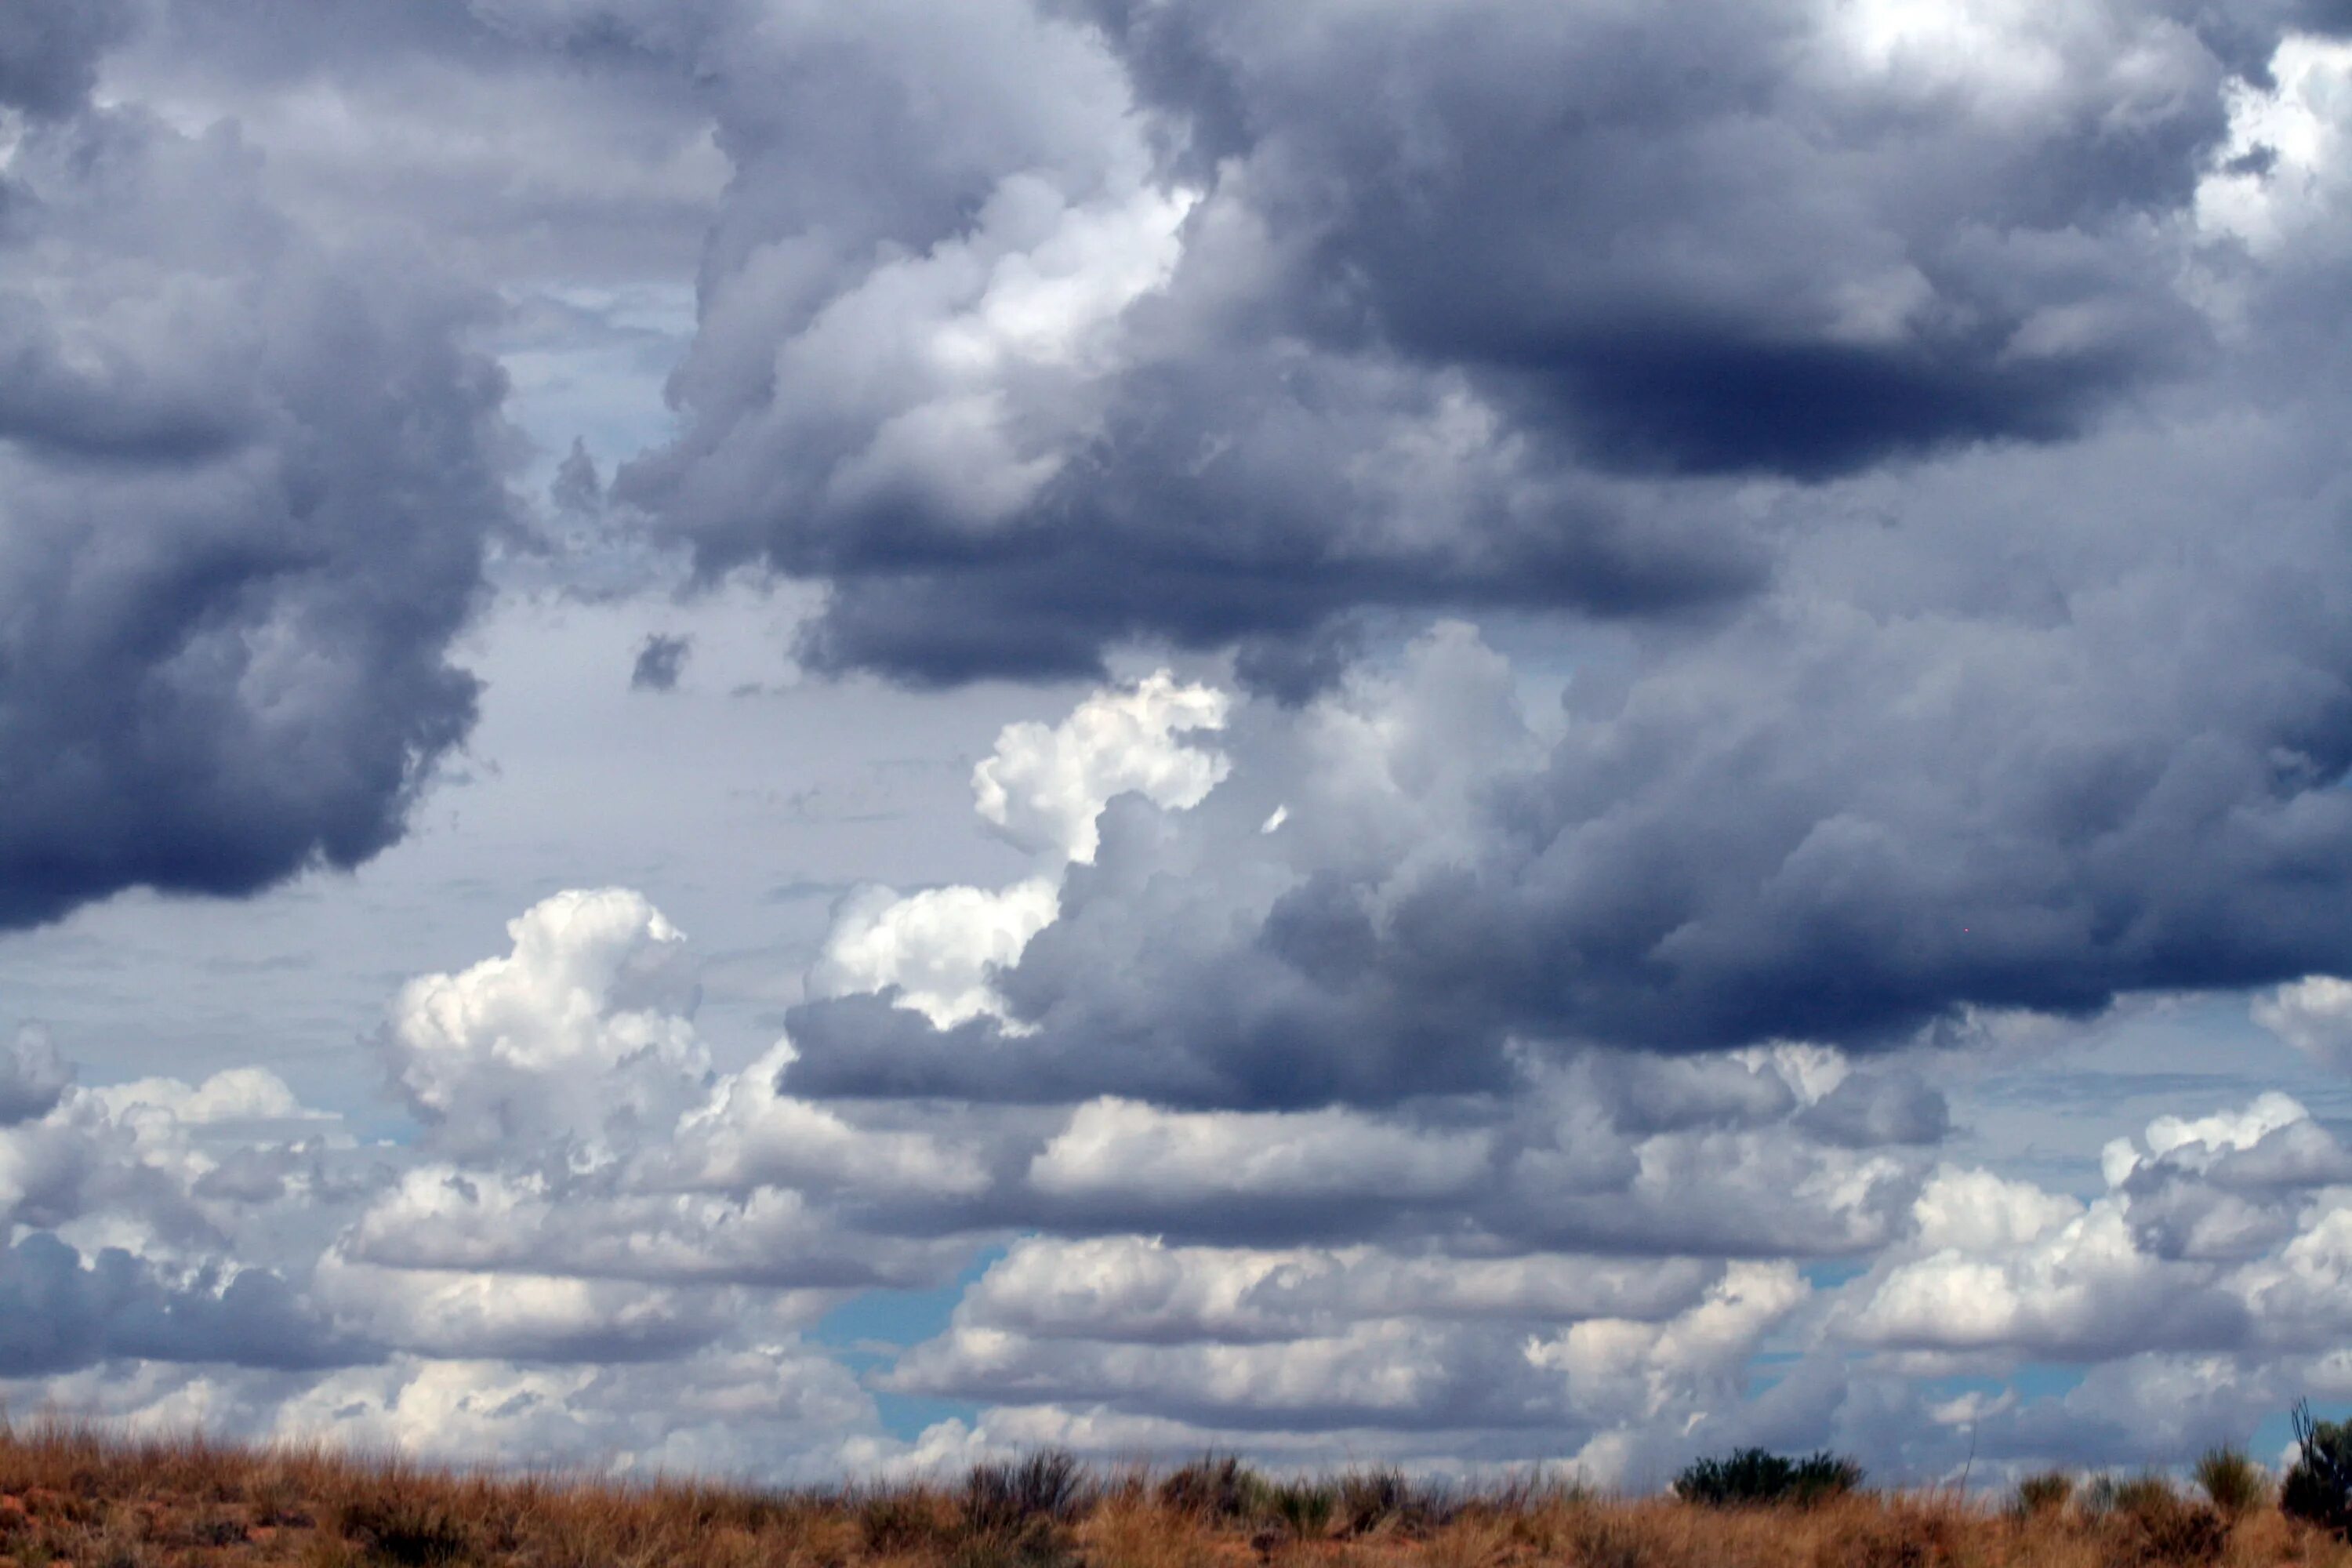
[1670,1448,1862,1508]
[2194,1446,2268,1519]
[2011,1470,2073,1518]
[1266,1482,1336,1541]
[2283,1400,2352,1538]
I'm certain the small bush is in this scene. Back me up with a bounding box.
[2012,1471,2073,1519]
[2194,1446,2268,1519]
[2111,1474,2178,1518]
[1672,1448,1863,1508]
[966,1451,1087,1535]
[1334,1468,1457,1537]
[2284,1401,2352,1538]
[1338,1468,1409,1536]
[1159,1455,1266,1523]
[335,1490,478,1566]
[959,1452,1086,1568]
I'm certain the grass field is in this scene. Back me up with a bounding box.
[0,1422,2344,1568]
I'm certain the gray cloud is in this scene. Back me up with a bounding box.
[0,71,514,928]
[0,1233,357,1377]
[101,0,724,286]
[569,0,2352,1078]
[0,0,132,118]
[785,500,2352,1091]
[598,0,2283,688]
[0,1029,71,1126]
[630,632,693,691]
[1083,0,2220,473]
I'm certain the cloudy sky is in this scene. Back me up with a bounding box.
[13,0,2352,1489]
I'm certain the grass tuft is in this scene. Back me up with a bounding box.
[1157,1454,1265,1524]
[1266,1480,1337,1541]
[2196,1445,2270,1519]
[2010,1469,2072,1519]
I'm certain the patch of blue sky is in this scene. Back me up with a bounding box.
[1914,1363,2085,1406]
[1802,1259,1873,1291]
[493,281,697,494]
[1937,993,2346,1197]
[2250,1399,2352,1472]
[814,1245,1007,1442]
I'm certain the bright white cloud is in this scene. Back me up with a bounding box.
[2197,34,2352,255]
[974,671,1232,863]
[811,670,1233,1031]
[383,887,708,1159]
[91,1068,314,1126]
[955,1235,1717,1345]
[2143,1091,2312,1165]
[811,877,1059,1029]
[666,1040,992,1196]
[1030,1096,1490,1203]
[2255,975,2352,1072]
[1909,1166,2083,1254]
[314,1250,724,1362]
[1527,1261,1807,1430]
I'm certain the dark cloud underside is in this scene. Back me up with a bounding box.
[621,0,2247,686]
[0,14,514,928]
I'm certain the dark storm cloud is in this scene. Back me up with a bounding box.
[783,419,2352,1097]
[607,0,2269,685]
[1085,0,2216,476]
[630,633,694,691]
[89,1,725,292]
[1792,1068,1952,1150]
[0,1234,359,1376]
[0,61,515,927]
[131,0,492,77]
[783,392,1764,690]
[0,0,132,118]
[278,0,2352,1108]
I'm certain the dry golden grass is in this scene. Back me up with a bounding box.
[2,1420,2348,1568]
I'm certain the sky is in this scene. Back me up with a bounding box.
[12,0,2352,1490]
